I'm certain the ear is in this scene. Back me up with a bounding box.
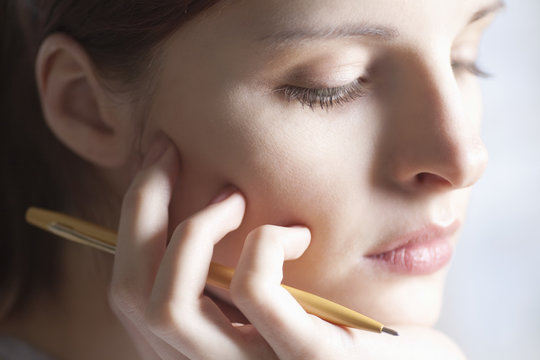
[35,33,135,168]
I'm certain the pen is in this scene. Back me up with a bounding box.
[25,206,398,336]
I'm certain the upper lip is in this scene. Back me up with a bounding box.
[365,220,461,257]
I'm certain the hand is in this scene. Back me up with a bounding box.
[109,137,466,360]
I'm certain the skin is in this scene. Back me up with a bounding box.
[1,0,502,358]
[143,0,494,325]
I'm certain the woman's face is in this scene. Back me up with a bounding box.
[138,0,499,326]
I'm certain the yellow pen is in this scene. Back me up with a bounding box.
[25,206,398,336]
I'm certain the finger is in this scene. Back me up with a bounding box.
[109,137,186,359]
[113,308,182,360]
[230,225,327,359]
[153,189,245,302]
[110,136,179,325]
[146,191,264,359]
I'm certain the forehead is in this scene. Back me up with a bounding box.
[157,0,501,86]
[208,0,499,42]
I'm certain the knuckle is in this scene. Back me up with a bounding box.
[229,273,254,300]
[121,172,161,211]
[299,348,327,360]
[247,224,279,242]
[175,216,208,240]
[145,299,194,340]
[108,282,142,317]
[246,225,283,252]
[121,182,146,212]
[230,271,271,308]
[144,300,173,335]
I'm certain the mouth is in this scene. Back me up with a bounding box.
[365,221,460,275]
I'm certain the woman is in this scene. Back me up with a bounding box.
[0,0,503,358]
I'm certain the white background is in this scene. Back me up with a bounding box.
[436,1,540,359]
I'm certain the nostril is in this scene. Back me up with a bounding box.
[415,172,453,188]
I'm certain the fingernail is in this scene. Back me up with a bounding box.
[142,135,170,169]
[290,225,311,240]
[290,225,311,235]
[208,186,238,205]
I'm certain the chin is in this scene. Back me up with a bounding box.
[370,271,448,327]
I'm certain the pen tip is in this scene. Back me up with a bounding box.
[382,326,399,336]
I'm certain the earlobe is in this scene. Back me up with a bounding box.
[35,33,134,168]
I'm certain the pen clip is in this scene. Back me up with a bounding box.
[47,222,116,254]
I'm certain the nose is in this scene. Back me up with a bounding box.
[381,57,488,192]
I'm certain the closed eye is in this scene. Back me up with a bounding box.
[275,60,489,111]
[275,77,370,111]
[452,61,490,78]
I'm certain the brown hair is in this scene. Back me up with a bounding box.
[0,0,220,320]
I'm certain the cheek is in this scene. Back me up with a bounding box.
[199,89,351,226]
[158,80,375,261]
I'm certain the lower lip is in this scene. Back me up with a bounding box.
[366,238,453,275]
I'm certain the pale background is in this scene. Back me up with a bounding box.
[436,1,540,359]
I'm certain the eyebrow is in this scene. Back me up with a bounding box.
[258,23,399,45]
[258,1,505,45]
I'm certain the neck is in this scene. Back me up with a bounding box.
[0,241,143,360]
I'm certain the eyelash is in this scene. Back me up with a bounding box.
[275,77,370,111]
[451,61,490,78]
[277,61,489,111]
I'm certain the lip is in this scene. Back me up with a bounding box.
[365,221,460,275]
